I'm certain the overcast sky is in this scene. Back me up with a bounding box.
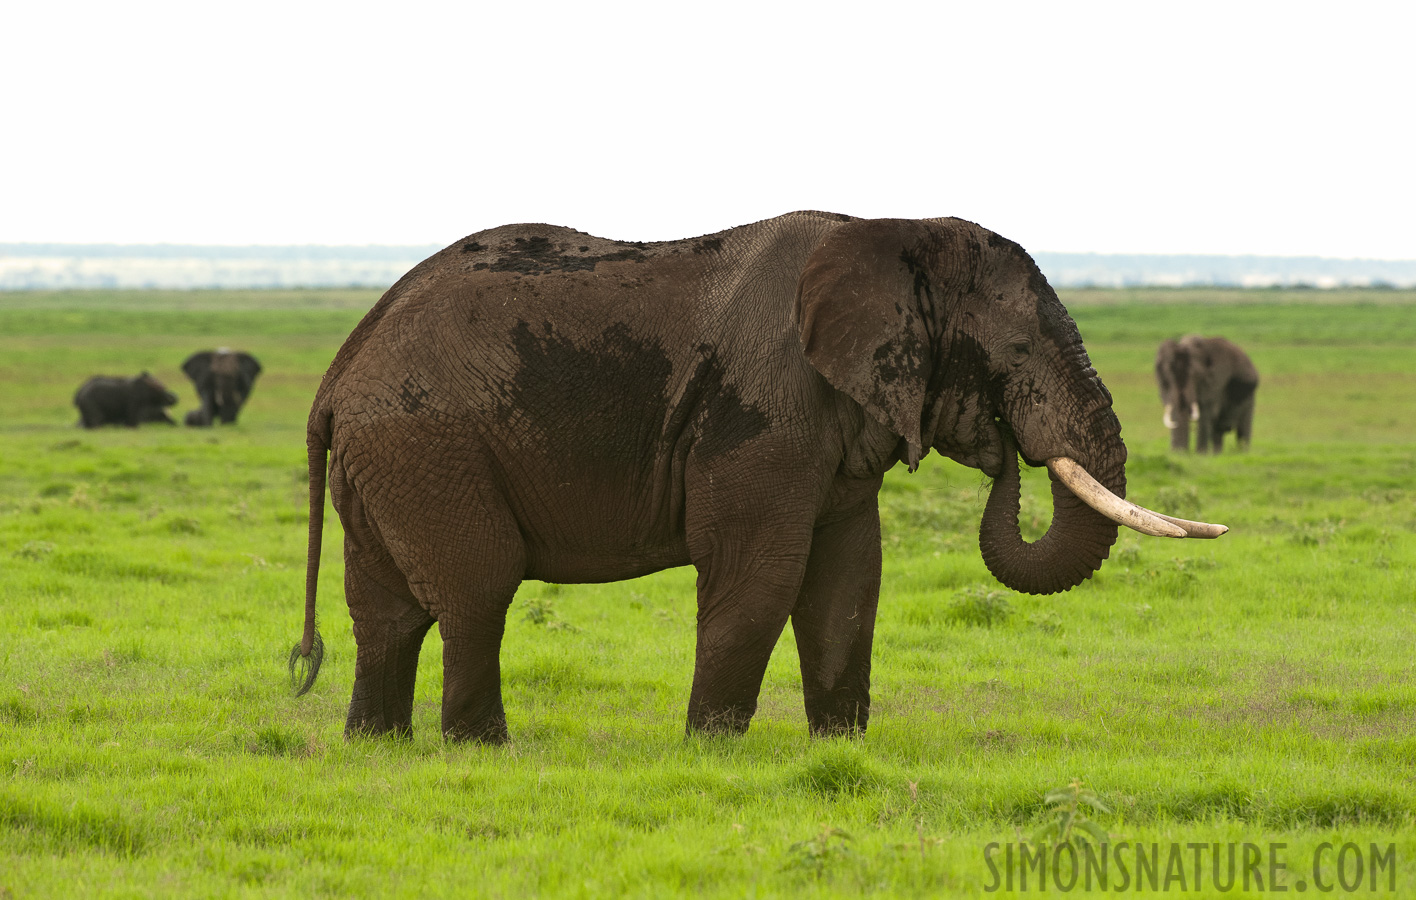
[4,1,1413,259]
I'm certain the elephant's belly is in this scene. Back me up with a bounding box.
[503,468,692,583]
[522,541,691,584]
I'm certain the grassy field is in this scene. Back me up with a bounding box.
[2,287,1414,897]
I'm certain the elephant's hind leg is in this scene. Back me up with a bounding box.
[1235,397,1255,451]
[401,499,526,745]
[344,549,435,739]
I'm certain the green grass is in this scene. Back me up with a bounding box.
[2,287,1415,896]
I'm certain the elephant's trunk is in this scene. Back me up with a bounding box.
[219,382,239,423]
[978,425,1227,594]
[978,430,1125,595]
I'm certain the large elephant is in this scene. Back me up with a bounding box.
[290,212,1225,742]
[73,372,178,428]
[181,349,262,425]
[1155,335,1258,453]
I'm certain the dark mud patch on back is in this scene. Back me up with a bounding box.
[484,236,649,276]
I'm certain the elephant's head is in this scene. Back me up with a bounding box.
[796,218,1223,595]
[1155,337,1199,449]
[135,371,179,423]
[135,371,179,408]
[182,350,262,424]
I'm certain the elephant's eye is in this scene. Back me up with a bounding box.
[1007,341,1032,365]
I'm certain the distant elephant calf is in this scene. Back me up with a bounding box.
[182,349,262,425]
[1155,335,1258,453]
[74,372,178,428]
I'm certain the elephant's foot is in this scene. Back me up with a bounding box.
[344,715,413,741]
[440,633,512,745]
[804,693,870,737]
[686,701,757,736]
[443,713,510,745]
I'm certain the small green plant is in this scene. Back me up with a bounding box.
[944,586,1013,627]
[1291,518,1344,547]
[1152,484,1202,520]
[1114,539,1142,566]
[521,596,576,631]
[1031,779,1111,848]
[1027,610,1065,634]
[247,725,309,757]
[799,744,876,796]
[68,484,95,509]
[166,516,202,535]
[14,541,56,560]
[784,824,855,877]
[1,697,38,726]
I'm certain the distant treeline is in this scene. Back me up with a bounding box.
[1032,252,1416,289]
[0,243,443,261]
[2,244,1414,290]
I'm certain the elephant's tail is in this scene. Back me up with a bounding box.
[290,408,331,696]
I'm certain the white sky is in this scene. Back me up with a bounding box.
[4,1,1414,258]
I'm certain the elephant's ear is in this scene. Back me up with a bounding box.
[237,353,262,382]
[795,219,936,469]
[182,351,213,384]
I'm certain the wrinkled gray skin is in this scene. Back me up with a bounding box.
[182,350,262,425]
[1155,335,1257,453]
[74,373,178,428]
[293,212,1134,743]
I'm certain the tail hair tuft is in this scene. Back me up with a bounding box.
[288,629,325,697]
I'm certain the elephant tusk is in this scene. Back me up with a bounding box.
[1162,405,1176,430]
[1046,457,1228,539]
[1150,512,1229,539]
[1190,402,1200,422]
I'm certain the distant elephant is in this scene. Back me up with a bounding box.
[290,212,1225,743]
[1155,335,1258,453]
[182,349,262,425]
[184,408,212,426]
[73,372,178,428]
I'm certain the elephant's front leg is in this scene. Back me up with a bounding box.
[1195,409,1215,453]
[685,520,813,735]
[790,502,881,736]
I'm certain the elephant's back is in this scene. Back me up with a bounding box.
[311,212,853,437]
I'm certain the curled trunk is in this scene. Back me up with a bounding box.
[978,431,1123,595]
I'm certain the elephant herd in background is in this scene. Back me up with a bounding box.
[73,349,262,429]
[69,338,1260,455]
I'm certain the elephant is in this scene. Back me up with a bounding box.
[289,211,1226,743]
[181,349,262,425]
[73,372,178,428]
[1155,335,1258,453]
